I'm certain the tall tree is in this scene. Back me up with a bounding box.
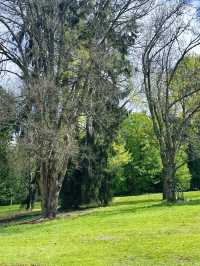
[0,0,153,217]
[139,2,200,202]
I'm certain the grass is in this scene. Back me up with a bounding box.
[0,202,41,225]
[0,204,22,218]
[1,192,200,265]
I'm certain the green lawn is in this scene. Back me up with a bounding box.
[0,202,41,219]
[1,192,200,265]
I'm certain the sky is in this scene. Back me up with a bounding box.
[0,63,21,93]
[192,0,200,7]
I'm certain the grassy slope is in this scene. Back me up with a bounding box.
[1,192,200,265]
[0,202,41,219]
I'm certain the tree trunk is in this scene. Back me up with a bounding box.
[162,163,176,202]
[40,161,61,218]
[10,194,13,206]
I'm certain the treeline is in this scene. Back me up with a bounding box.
[0,108,199,208]
[1,1,200,217]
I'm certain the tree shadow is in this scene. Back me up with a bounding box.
[94,197,200,218]
[0,211,42,226]
[1,196,200,229]
[184,198,200,205]
[111,198,160,207]
[165,198,200,207]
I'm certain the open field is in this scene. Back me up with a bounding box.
[1,192,200,265]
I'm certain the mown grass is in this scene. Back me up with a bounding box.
[1,192,200,265]
[0,202,41,226]
[0,204,21,218]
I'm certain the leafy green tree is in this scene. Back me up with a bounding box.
[0,131,29,206]
[108,112,191,195]
[175,148,191,192]
[0,87,16,205]
[187,120,200,190]
[0,129,11,205]
[109,113,162,195]
[108,137,131,194]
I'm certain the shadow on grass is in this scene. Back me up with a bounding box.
[93,197,200,218]
[94,203,161,218]
[168,198,200,207]
[111,198,160,207]
[0,210,42,226]
[1,195,200,228]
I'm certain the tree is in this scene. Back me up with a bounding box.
[0,87,15,131]
[60,100,129,209]
[0,128,11,205]
[109,113,162,195]
[0,87,19,205]
[0,0,153,217]
[139,2,200,202]
[187,118,200,190]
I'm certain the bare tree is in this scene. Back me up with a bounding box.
[137,1,200,202]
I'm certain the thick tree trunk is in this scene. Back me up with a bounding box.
[40,161,61,218]
[41,181,59,218]
[162,163,176,202]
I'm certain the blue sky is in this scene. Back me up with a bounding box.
[185,0,200,7]
[192,0,200,7]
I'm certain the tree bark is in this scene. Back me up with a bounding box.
[40,161,61,218]
[162,163,176,202]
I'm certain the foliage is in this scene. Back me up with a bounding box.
[60,106,127,209]
[108,113,162,195]
[187,118,200,189]
[0,136,28,205]
[176,164,191,191]
[0,129,10,204]
[0,88,19,205]
[108,113,191,195]
[175,148,191,191]
[0,87,32,205]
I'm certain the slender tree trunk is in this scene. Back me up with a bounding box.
[162,162,176,202]
[10,193,13,206]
